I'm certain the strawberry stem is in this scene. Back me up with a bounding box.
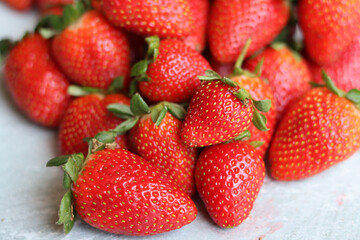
[233,38,252,75]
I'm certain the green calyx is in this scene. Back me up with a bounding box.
[198,69,271,132]
[129,36,160,96]
[150,101,187,126]
[46,153,84,234]
[312,70,360,108]
[36,0,92,39]
[0,39,13,64]
[67,76,125,97]
[46,137,115,234]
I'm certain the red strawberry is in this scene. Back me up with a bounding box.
[183,0,209,52]
[132,37,211,103]
[129,106,197,196]
[310,35,360,92]
[181,41,271,147]
[208,0,290,63]
[2,0,33,11]
[4,34,70,127]
[269,71,360,181]
[51,10,130,89]
[102,0,193,38]
[231,75,277,157]
[40,6,63,16]
[195,141,265,228]
[47,147,197,235]
[59,93,130,155]
[36,0,72,10]
[210,57,234,78]
[244,44,311,117]
[298,0,360,66]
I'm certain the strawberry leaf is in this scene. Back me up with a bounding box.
[309,81,325,87]
[57,191,76,234]
[67,85,102,97]
[130,93,150,116]
[249,141,265,148]
[345,89,360,104]
[253,99,271,113]
[131,60,148,77]
[233,88,251,101]
[165,102,187,120]
[107,76,124,93]
[252,108,269,132]
[232,130,251,141]
[63,172,72,190]
[321,70,345,97]
[107,103,134,119]
[47,155,73,167]
[95,131,117,144]
[145,36,160,61]
[63,153,84,183]
[220,77,237,87]
[113,116,140,134]
[153,106,168,126]
[0,39,13,63]
[198,69,222,80]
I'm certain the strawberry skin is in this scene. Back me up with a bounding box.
[72,149,197,235]
[269,88,360,180]
[52,10,130,89]
[4,34,70,127]
[183,0,209,52]
[102,0,193,38]
[139,39,211,103]
[59,94,130,155]
[244,45,311,117]
[2,0,33,11]
[232,76,277,157]
[298,0,360,65]
[208,0,290,63]
[181,80,253,147]
[129,112,197,196]
[195,141,265,228]
[310,35,360,92]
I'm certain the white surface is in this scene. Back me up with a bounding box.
[1,4,360,240]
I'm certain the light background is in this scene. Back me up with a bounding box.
[0,2,359,240]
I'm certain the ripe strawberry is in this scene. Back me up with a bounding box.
[36,0,72,10]
[310,35,360,92]
[4,34,70,127]
[129,105,197,196]
[59,93,130,155]
[40,6,64,16]
[181,40,271,147]
[269,71,360,181]
[195,141,265,228]
[208,0,290,63]
[210,57,234,78]
[47,147,197,235]
[231,76,277,157]
[183,0,209,52]
[131,37,211,103]
[298,0,360,65]
[244,44,311,117]
[102,0,193,38]
[50,9,130,89]
[1,0,33,11]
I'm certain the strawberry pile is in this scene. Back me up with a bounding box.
[1,0,360,236]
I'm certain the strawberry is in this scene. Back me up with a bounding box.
[102,0,193,38]
[131,37,211,103]
[210,57,234,78]
[40,6,64,16]
[183,0,209,52]
[128,103,197,196]
[195,140,265,228]
[181,40,272,147]
[47,146,197,235]
[59,93,130,155]
[45,7,130,89]
[1,0,33,11]
[298,0,360,66]
[244,44,311,117]
[208,0,290,63]
[269,71,360,181]
[310,35,360,92]
[36,0,72,11]
[95,94,197,196]
[3,34,70,127]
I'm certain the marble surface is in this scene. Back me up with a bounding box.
[0,3,360,240]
